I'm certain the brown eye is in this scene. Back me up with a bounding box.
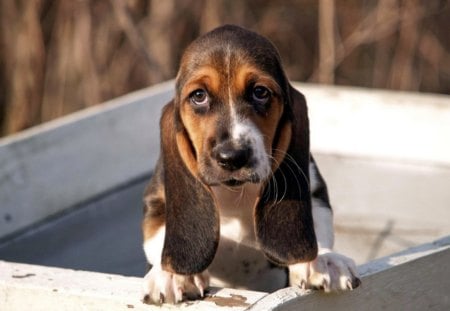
[249,85,272,115]
[252,86,270,104]
[190,89,209,106]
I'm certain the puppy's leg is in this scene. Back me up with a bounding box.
[289,157,361,291]
[142,161,209,304]
[142,228,210,304]
[142,229,210,304]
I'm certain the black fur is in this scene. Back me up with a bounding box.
[255,87,318,265]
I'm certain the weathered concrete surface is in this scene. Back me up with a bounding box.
[248,236,450,311]
[2,237,449,310]
[0,260,267,311]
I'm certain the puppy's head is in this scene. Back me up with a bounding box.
[159,25,315,273]
[173,25,292,187]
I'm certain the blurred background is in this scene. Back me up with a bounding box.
[1,0,450,137]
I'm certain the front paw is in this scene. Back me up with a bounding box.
[289,249,361,292]
[142,266,210,304]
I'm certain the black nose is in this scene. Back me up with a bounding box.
[214,145,251,171]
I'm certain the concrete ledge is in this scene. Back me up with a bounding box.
[1,236,449,310]
[248,235,450,310]
[0,261,266,310]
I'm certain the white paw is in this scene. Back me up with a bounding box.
[289,249,361,292]
[142,265,210,304]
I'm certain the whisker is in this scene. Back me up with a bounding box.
[236,185,246,206]
[267,154,287,208]
[272,149,310,200]
[282,152,310,190]
[272,149,310,188]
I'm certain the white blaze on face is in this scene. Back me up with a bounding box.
[225,45,270,181]
[230,106,271,180]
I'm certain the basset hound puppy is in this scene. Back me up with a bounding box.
[142,25,360,304]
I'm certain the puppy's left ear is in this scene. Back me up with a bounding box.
[255,85,317,265]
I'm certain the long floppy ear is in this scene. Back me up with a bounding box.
[255,85,317,265]
[159,101,219,275]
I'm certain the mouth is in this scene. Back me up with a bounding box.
[223,178,246,187]
[221,173,261,187]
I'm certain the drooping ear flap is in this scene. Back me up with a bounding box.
[255,85,318,266]
[159,101,219,275]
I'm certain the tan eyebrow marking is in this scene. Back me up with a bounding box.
[181,66,221,100]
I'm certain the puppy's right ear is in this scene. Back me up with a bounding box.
[159,101,219,275]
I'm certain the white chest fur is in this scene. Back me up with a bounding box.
[209,184,287,292]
